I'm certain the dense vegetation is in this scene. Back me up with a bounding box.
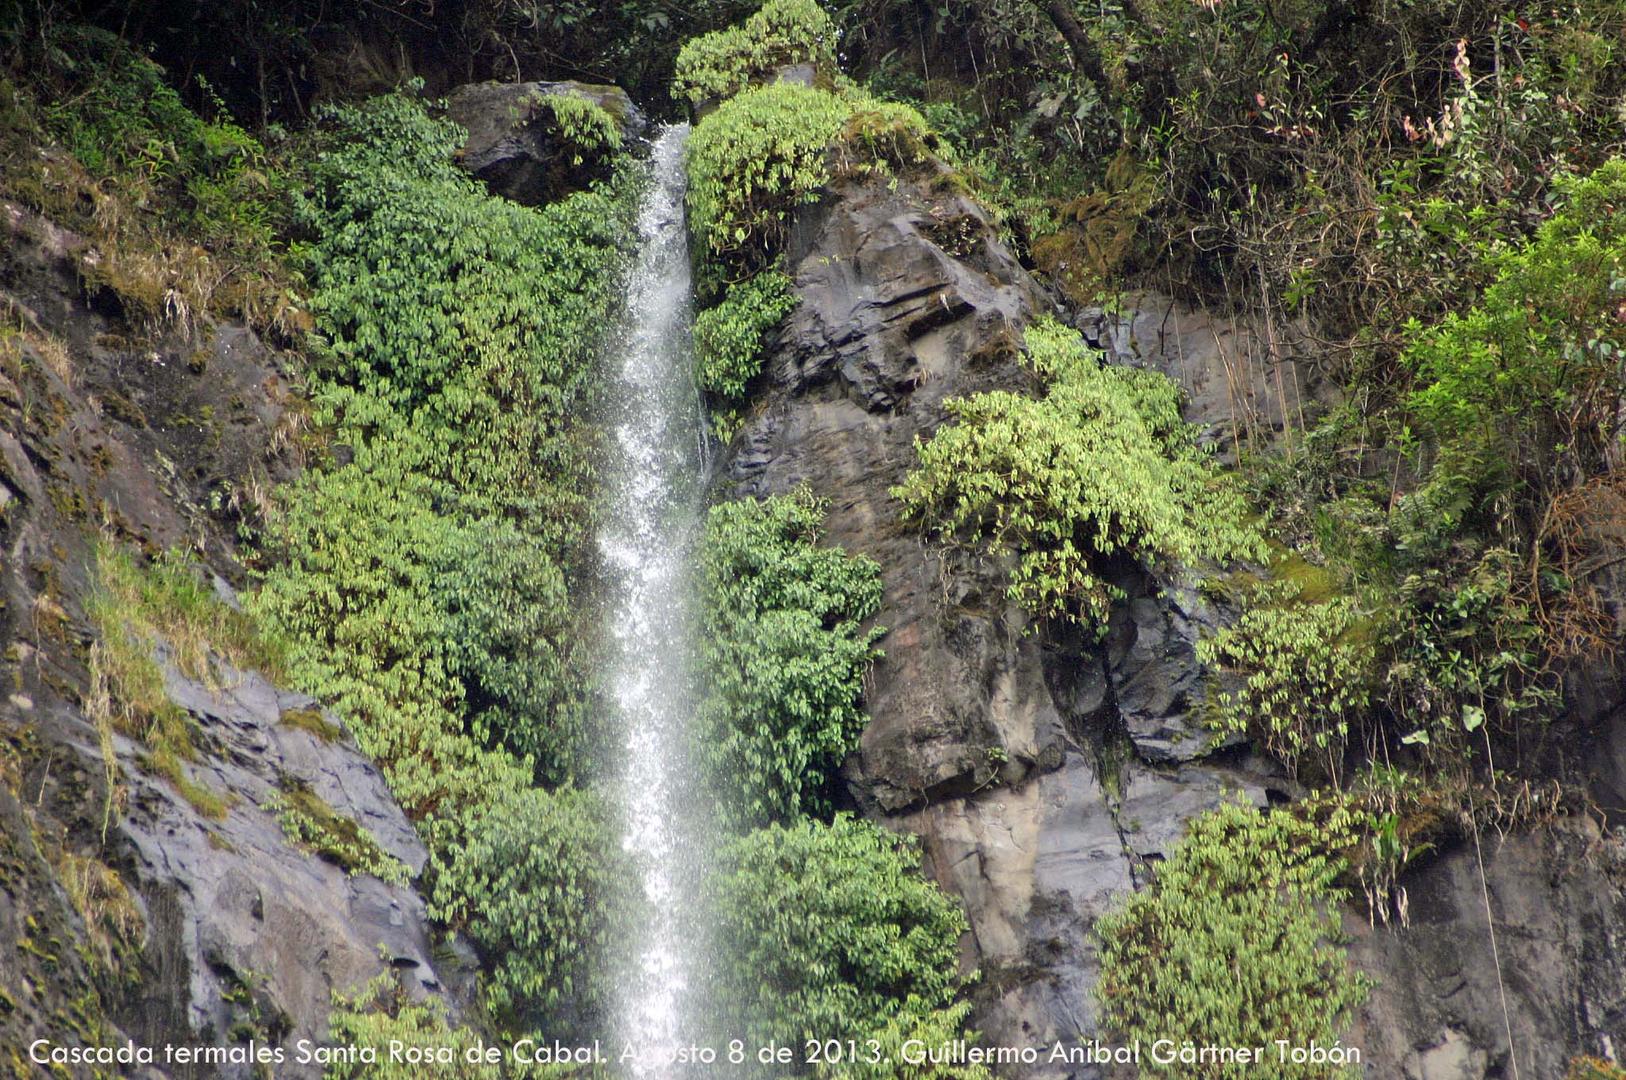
[697,492,885,827]
[1096,800,1370,1078]
[236,89,642,1041]
[896,317,1262,631]
[711,815,968,1051]
[6,0,1625,1073]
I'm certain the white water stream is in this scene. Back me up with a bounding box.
[600,124,708,1076]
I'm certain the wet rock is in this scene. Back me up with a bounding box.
[724,168,1270,1070]
[732,176,1064,813]
[444,80,644,204]
[0,199,454,1075]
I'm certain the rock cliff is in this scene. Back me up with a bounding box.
[723,165,1626,1077]
[0,202,460,1077]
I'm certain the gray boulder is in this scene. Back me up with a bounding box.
[444,80,645,205]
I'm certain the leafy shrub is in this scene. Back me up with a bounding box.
[429,786,631,1035]
[694,269,797,399]
[686,82,853,265]
[538,93,622,164]
[697,491,884,825]
[1198,584,1376,780]
[894,317,1262,632]
[1403,158,1626,514]
[673,0,837,106]
[711,815,968,1057]
[1096,798,1369,1078]
[1383,547,1555,752]
[253,90,637,825]
[252,452,531,828]
[326,972,563,1079]
[438,523,587,775]
[686,79,935,271]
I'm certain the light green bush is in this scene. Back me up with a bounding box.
[1198,584,1375,779]
[686,82,853,264]
[685,79,936,271]
[673,0,837,106]
[538,93,622,163]
[1403,158,1626,516]
[429,786,631,1035]
[697,491,883,825]
[894,317,1262,632]
[1096,798,1368,1079]
[711,815,968,1058]
[694,269,797,399]
[251,98,641,1048]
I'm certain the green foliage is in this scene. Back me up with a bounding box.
[1402,158,1626,516]
[697,491,884,826]
[264,785,409,884]
[685,71,936,274]
[243,88,644,1044]
[711,815,968,1058]
[251,450,532,829]
[326,972,562,1079]
[0,27,302,331]
[1199,583,1376,780]
[538,93,622,164]
[40,27,283,249]
[438,524,589,774]
[894,318,1262,632]
[686,82,854,266]
[694,270,797,400]
[429,786,631,1035]
[1096,798,1369,1078]
[673,0,838,105]
[816,1001,992,1080]
[252,90,638,833]
[1383,547,1555,752]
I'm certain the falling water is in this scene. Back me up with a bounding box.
[600,124,707,1075]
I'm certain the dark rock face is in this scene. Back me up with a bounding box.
[115,647,444,1073]
[0,202,458,1075]
[1349,823,1626,1079]
[1073,290,1319,464]
[444,80,644,205]
[722,171,1271,1074]
[728,170,1626,1077]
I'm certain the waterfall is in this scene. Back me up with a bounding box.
[600,124,707,1075]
